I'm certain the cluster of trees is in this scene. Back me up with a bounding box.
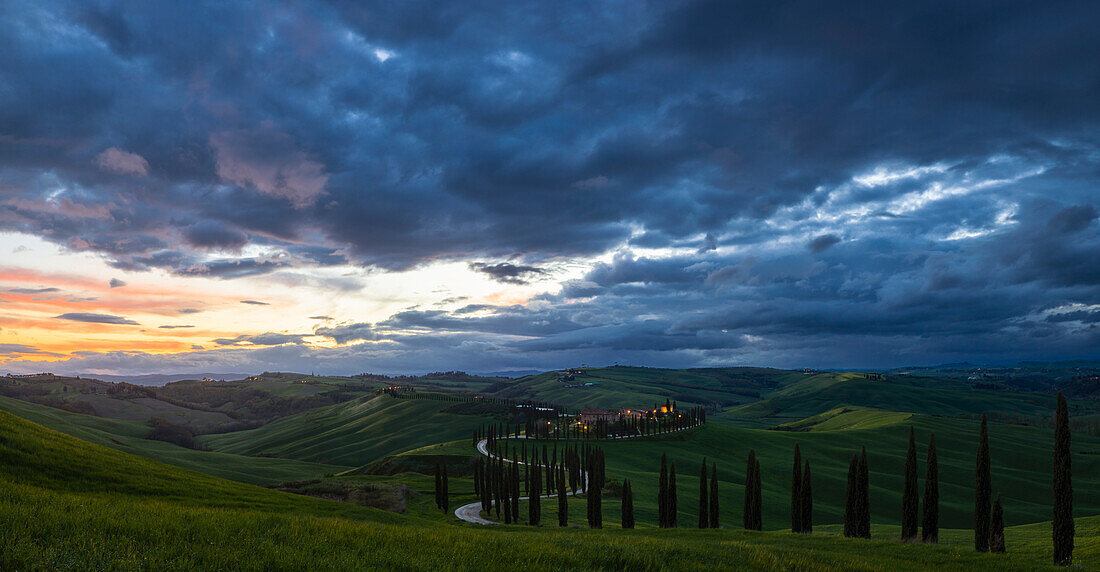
[831,393,1076,566]
[433,463,449,512]
[843,448,871,538]
[470,393,1077,566]
[743,450,762,530]
[587,447,606,528]
[472,438,609,528]
[790,445,811,533]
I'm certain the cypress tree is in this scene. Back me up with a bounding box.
[709,462,720,529]
[801,460,812,534]
[668,462,678,528]
[512,462,520,522]
[975,414,991,552]
[1053,392,1074,565]
[434,463,442,509]
[442,463,450,512]
[791,444,803,533]
[529,462,540,526]
[752,455,763,531]
[744,450,756,530]
[503,465,512,524]
[858,447,870,538]
[990,493,1005,554]
[699,458,709,528]
[558,466,568,527]
[922,432,939,543]
[494,459,502,518]
[902,426,919,541]
[622,479,635,529]
[844,454,858,537]
[659,453,669,528]
[593,448,604,528]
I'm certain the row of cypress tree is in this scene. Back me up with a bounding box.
[790,445,812,533]
[470,392,1074,567]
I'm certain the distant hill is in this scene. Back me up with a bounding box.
[77,373,253,386]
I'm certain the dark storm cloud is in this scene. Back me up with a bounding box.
[2,0,1100,369]
[469,262,546,284]
[313,322,378,344]
[54,312,139,325]
[108,278,126,288]
[808,234,841,254]
[181,221,249,251]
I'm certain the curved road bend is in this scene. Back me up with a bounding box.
[454,423,699,524]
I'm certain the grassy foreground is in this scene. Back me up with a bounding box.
[3,409,1097,570]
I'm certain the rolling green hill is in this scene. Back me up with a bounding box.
[2,408,1090,571]
[715,372,1086,426]
[483,366,792,410]
[0,395,340,484]
[200,394,496,466]
[508,411,1100,532]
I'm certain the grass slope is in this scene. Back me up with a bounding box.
[1,409,1082,571]
[486,366,791,410]
[0,395,340,485]
[717,373,1084,426]
[201,394,490,467]
[509,412,1100,532]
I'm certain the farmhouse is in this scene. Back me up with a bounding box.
[577,408,619,424]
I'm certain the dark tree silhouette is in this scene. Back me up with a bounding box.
[511,462,520,522]
[990,493,1005,554]
[658,453,669,528]
[529,461,540,526]
[753,455,763,531]
[922,432,939,543]
[503,464,512,524]
[434,463,442,509]
[801,460,812,534]
[622,479,635,529]
[902,426,919,541]
[975,414,992,552]
[442,463,450,512]
[744,450,757,530]
[558,466,568,527]
[1053,392,1074,565]
[668,462,678,528]
[699,458,709,528]
[844,454,858,537]
[858,447,870,538]
[709,462,720,529]
[791,444,803,533]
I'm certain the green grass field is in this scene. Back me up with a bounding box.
[3,409,1095,571]
[0,395,341,484]
[201,394,494,467]
[506,411,1100,532]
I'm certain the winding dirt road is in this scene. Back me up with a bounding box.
[454,424,698,524]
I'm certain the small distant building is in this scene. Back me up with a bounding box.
[578,408,619,424]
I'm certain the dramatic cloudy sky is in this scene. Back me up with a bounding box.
[1,0,1099,375]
